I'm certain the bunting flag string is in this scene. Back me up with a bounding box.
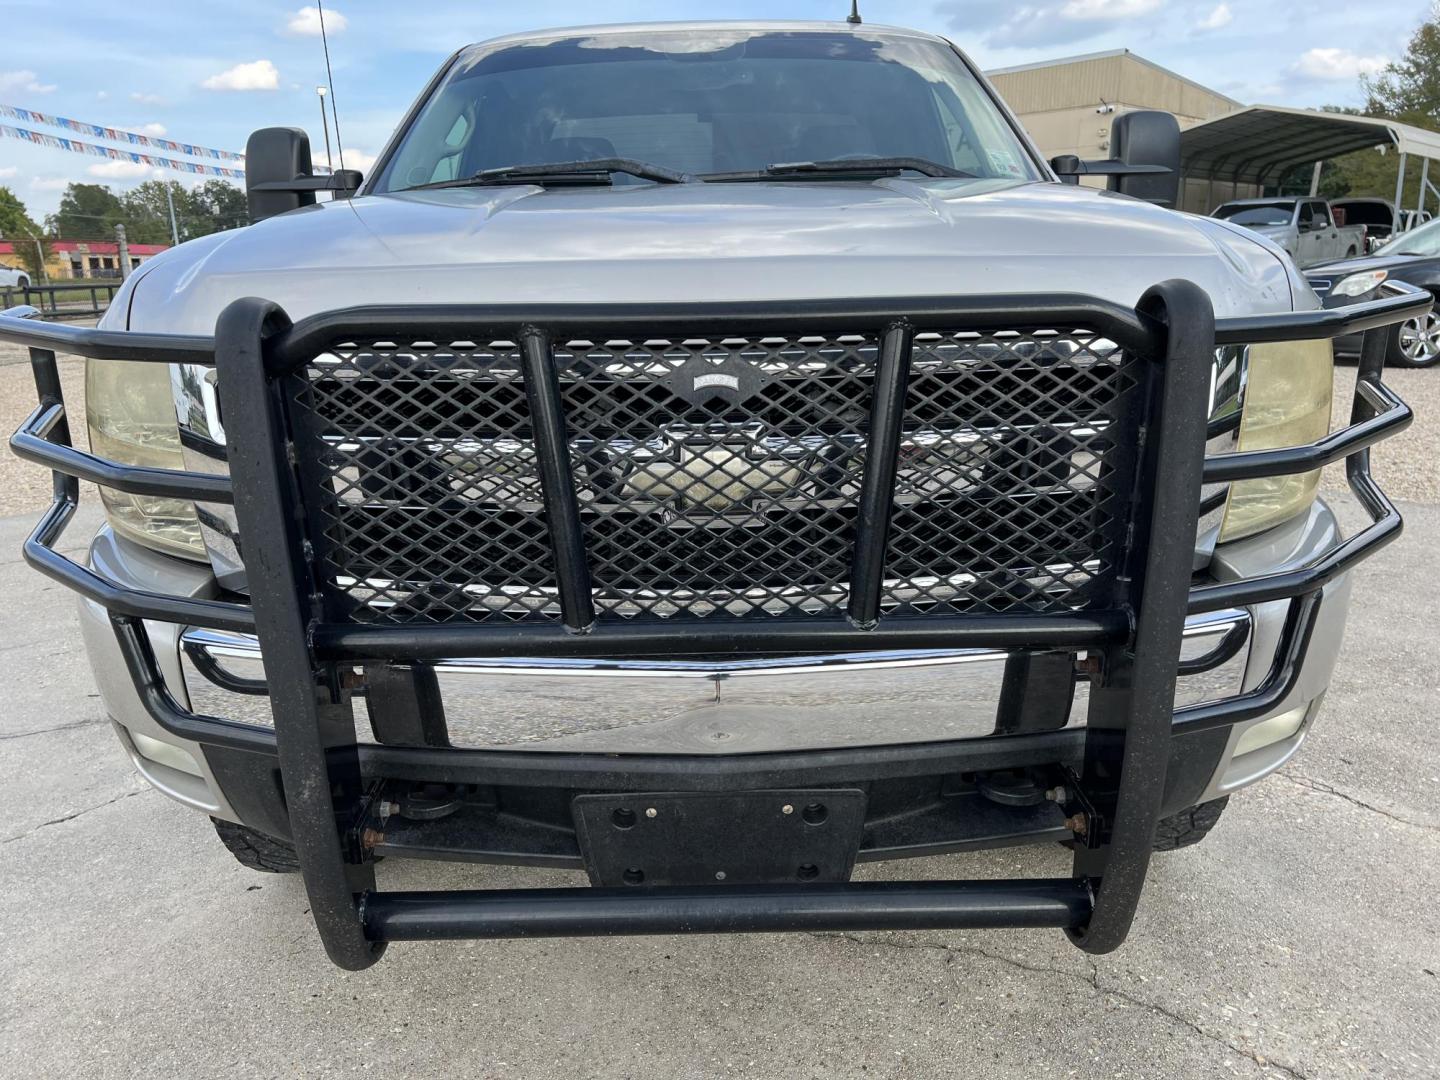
[0,123,245,178]
[0,103,244,163]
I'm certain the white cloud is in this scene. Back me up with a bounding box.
[0,166,17,179]
[30,177,71,192]
[285,6,347,36]
[338,148,378,173]
[1059,0,1162,18]
[201,59,280,92]
[1196,3,1231,30]
[96,90,109,101]
[1293,47,1388,80]
[136,122,167,137]
[87,160,155,179]
[130,91,167,106]
[0,69,57,95]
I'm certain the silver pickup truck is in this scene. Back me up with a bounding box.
[3,20,1423,969]
[1212,196,1366,268]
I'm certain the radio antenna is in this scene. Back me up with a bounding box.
[847,1,862,24]
[317,0,345,171]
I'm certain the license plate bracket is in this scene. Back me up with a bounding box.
[573,789,867,887]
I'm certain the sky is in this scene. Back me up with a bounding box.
[0,0,1429,222]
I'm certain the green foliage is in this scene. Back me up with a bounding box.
[49,182,126,239]
[1363,14,1440,128]
[0,186,46,276]
[45,179,248,246]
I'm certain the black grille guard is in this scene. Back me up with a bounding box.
[2,281,1425,969]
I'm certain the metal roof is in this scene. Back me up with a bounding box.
[1180,105,1440,186]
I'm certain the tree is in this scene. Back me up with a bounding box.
[119,180,186,244]
[1363,13,1440,128]
[116,179,248,245]
[1329,7,1440,207]
[187,179,248,235]
[0,186,46,277]
[48,183,125,240]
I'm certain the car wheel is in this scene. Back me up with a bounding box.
[1152,796,1229,851]
[1344,247,1357,258]
[211,817,301,873]
[15,276,28,290]
[1389,306,1440,368]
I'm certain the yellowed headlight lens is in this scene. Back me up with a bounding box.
[85,359,206,561]
[1218,339,1332,543]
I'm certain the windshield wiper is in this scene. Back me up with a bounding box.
[407,158,690,191]
[704,157,976,182]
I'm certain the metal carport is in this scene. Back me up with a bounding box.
[1180,105,1440,216]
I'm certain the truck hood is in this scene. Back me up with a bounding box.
[120,178,1299,333]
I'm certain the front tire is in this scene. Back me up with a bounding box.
[212,817,301,873]
[1152,796,1229,851]
[1389,306,1440,368]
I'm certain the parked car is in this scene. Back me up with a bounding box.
[1331,197,1432,253]
[0,263,31,291]
[1211,196,1365,267]
[1308,214,1440,366]
[1,20,1422,969]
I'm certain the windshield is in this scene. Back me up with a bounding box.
[1377,215,1440,256]
[372,29,1040,191]
[1213,202,1294,226]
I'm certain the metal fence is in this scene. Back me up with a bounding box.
[0,282,119,319]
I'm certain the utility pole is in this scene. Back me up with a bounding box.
[316,86,334,172]
[24,230,46,283]
[115,223,130,280]
[164,182,181,246]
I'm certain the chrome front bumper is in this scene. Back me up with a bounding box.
[177,610,1252,755]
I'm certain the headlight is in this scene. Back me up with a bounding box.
[85,359,207,560]
[1218,339,1333,543]
[1330,269,1387,297]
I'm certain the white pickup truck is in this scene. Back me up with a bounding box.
[1212,196,1365,268]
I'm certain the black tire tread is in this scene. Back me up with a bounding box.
[1152,796,1229,851]
[211,817,301,873]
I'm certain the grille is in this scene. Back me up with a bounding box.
[293,325,1139,625]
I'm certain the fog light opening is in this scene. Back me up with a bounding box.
[1233,703,1310,758]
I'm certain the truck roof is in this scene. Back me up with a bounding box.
[468,20,950,51]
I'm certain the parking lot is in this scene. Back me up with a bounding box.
[1,342,1438,1079]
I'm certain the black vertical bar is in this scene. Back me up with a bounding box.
[1071,279,1214,955]
[848,321,914,629]
[30,346,77,505]
[1346,325,1389,484]
[215,297,383,972]
[519,326,595,632]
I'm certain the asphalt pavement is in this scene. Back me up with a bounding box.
[1,492,1437,1080]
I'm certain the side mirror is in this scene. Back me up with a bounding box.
[1049,111,1181,209]
[1108,111,1180,208]
[245,127,317,223]
[244,128,364,223]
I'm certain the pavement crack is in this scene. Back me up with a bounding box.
[1276,771,1438,832]
[0,716,108,741]
[804,931,1311,1078]
[0,788,148,844]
